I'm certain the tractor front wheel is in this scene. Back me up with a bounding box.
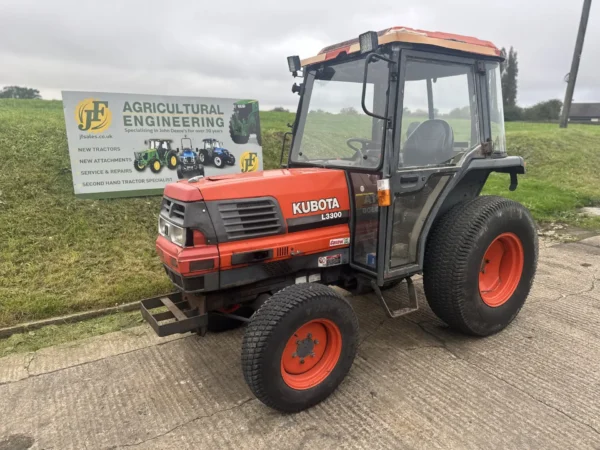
[423,196,538,336]
[213,156,224,168]
[166,151,178,170]
[133,160,146,172]
[150,159,162,174]
[241,283,358,412]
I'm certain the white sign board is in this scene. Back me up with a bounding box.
[62,91,263,198]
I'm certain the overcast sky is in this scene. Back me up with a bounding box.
[0,0,598,110]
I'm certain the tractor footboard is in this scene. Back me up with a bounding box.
[140,293,207,337]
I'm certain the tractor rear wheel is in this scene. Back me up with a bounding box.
[166,151,178,169]
[150,159,162,174]
[256,120,262,146]
[230,118,249,144]
[423,196,538,336]
[241,283,359,412]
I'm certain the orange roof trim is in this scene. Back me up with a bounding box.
[301,26,501,66]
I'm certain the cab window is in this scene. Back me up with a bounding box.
[400,58,479,168]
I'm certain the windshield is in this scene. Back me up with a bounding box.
[290,55,391,170]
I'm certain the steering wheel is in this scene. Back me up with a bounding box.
[346,138,373,161]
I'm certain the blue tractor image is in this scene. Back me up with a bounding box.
[199,138,236,169]
[176,136,205,180]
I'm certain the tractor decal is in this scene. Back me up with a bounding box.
[133,138,178,174]
[229,100,262,146]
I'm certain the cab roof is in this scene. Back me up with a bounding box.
[301,26,502,67]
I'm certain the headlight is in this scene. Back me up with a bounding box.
[158,216,186,247]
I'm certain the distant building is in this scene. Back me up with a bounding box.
[569,103,600,124]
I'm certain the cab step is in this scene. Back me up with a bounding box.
[370,278,419,318]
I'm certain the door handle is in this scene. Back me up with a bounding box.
[399,175,419,185]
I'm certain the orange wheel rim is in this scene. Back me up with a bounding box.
[280,319,342,390]
[479,232,524,307]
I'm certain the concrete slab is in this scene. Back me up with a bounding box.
[1,238,600,449]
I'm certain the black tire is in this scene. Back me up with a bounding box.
[166,151,178,169]
[133,160,146,172]
[255,120,262,146]
[149,159,162,173]
[230,118,249,144]
[207,306,254,333]
[213,155,225,168]
[242,283,359,412]
[227,155,236,166]
[423,196,538,336]
[198,150,208,164]
[176,166,184,180]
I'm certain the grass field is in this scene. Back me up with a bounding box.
[0,99,599,331]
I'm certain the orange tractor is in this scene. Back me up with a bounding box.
[142,27,538,412]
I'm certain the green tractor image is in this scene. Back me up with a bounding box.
[229,100,262,145]
[133,139,178,173]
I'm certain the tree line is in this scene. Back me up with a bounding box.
[0,86,41,99]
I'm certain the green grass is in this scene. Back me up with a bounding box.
[0,99,599,331]
[0,311,143,357]
[482,122,600,229]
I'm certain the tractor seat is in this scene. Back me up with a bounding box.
[402,119,454,167]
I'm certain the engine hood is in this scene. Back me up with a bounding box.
[166,168,351,220]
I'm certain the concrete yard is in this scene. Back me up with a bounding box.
[1,237,600,449]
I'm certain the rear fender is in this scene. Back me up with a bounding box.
[416,156,525,268]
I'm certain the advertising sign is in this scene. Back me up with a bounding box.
[61,91,263,198]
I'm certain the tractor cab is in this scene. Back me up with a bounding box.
[146,138,173,159]
[286,27,514,287]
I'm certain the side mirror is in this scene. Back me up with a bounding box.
[361,52,396,122]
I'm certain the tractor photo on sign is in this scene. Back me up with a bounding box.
[229,99,262,145]
[199,138,236,168]
[133,138,178,173]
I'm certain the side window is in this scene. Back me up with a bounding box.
[486,62,506,153]
[400,58,479,168]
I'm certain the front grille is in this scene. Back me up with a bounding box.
[162,197,186,220]
[218,198,282,241]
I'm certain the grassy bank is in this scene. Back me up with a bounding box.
[0,99,599,329]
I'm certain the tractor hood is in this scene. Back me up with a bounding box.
[164,168,351,219]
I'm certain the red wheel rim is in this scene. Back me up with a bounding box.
[479,232,524,307]
[280,319,342,390]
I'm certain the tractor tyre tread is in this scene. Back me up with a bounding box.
[241,283,358,412]
[423,196,538,336]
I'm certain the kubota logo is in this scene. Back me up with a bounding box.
[292,198,340,215]
[75,98,112,133]
[240,151,259,172]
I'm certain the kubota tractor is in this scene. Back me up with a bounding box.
[229,99,262,145]
[134,138,178,173]
[142,27,538,413]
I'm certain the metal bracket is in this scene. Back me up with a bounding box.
[370,278,419,318]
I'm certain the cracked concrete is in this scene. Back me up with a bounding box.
[1,237,600,449]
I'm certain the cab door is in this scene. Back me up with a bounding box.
[379,50,484,283]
